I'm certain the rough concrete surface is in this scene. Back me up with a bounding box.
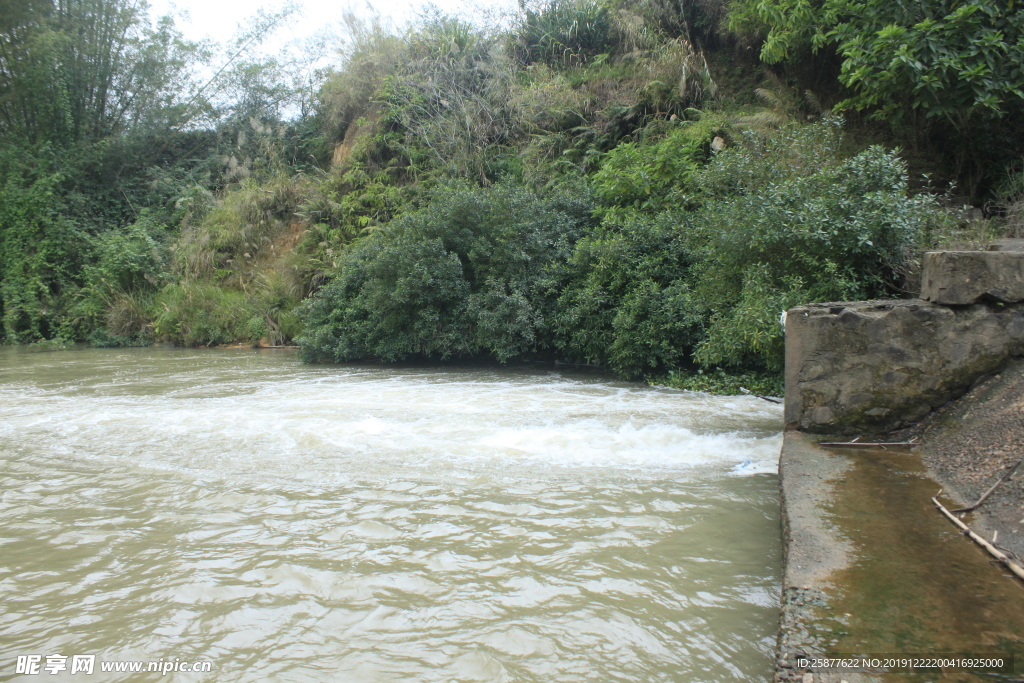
[987,238,1024,252]
[916,357,1024,561]
[921,250,1024,305]
[785,299,1024,434]
[776,431,879,683]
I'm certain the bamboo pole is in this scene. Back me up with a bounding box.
[932,494,1024,582]
[820,438,919,448]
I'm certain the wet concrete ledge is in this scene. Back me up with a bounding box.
[775,431,879,683]
[778,246,1024,682]
[776,429,1024,683]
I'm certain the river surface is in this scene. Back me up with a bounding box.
[0,348,783,682]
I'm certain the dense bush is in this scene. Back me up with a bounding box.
[590,115,725,216]
[513,0,615,68]
[297,182,597,363]
[66,213,170,342]
[557,118,946,376]
[297,116,947,379]
[0,152,86,342]
[553,212,705,377]
[727,0,1024,198]
[152,283,254,347]
[690,125,946,370]
[4,0,1006,401]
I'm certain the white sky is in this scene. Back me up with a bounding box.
[147,0,520,61]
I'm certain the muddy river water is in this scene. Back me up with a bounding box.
[0,348,783,681]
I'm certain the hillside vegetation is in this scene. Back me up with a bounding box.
[2,0,1022,391]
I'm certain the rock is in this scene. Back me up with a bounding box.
[921,250,1024,305]
[784,299,1024,433]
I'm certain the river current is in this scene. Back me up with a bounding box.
[0,347,783,682]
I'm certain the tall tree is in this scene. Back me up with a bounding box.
[0,0,202,144]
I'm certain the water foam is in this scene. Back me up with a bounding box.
[0,350,783,480]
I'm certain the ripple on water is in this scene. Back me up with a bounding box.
[0,348,782,682]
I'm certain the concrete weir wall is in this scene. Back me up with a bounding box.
[785,246,1024,434]
[776,243,1024,682]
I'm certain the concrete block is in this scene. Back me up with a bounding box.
[987,239,1024,252]
[921,250,1024,304]
[784,299,1024,433]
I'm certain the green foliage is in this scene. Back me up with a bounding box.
[832,0,1024,127]
[0,149,86,342]
[87,215,168,294]
[318,17,407,146]
[26,338,74,352]
[66,213,170,342]
[555,117,943,376]
[147,271,304,348]
[692,130,945,369]
[0,0,204,145]
[0,0,983,397]
[553,212,705,377]
[591,116,724,216]
[510,65,593,134]
[609,0,728,47]
[175,174,309,281]
[297,181,597,363]
[995,163,1024,238]
[513,0,615,68]
[382,16,521,183]
[0,0,312,346]
[654,367,784,396]
[301,236,473,361]
[151,283,253,346]
[728,0,1024,128]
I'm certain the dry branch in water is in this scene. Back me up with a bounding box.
[819,437,919,448]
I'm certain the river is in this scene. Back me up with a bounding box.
[0,347,783,681]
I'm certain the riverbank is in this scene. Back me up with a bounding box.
[777,243,1024,680]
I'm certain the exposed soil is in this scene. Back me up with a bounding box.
[914,358,1024,561]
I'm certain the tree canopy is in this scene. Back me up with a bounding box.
[729,0,1024,128]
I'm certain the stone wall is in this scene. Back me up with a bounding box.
[785,248,1024,433]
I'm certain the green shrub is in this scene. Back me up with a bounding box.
[994,164,1024,238]
[555,117,944,378]
[553,212,705,377]
[66,213,169,342]
[175,174,309,281]
[590,116,725,217]
[152,283,254,346]
[300,236,473,361]
[513,0,615,68]
[654,367,784,396]
[297,181,597,363]
[0,151,87,342]
[692,143,946,370]
[26,338,74,352]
